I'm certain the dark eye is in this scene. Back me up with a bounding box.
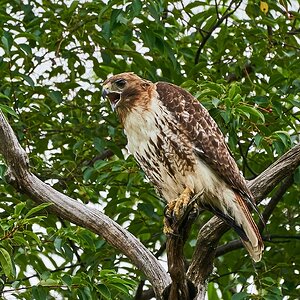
[114,79,126,89]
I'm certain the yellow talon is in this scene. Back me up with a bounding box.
[163,187,193,234]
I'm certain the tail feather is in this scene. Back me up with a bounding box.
[205,192,264,262]
[234,193,264,262]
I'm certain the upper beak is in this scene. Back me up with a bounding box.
[102,88,109,99]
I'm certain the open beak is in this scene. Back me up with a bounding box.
[102,86,121,111]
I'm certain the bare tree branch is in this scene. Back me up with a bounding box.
[0,111,171,299]
[187,217,227,298]
[86,149,114,166]
[248,144,300,201]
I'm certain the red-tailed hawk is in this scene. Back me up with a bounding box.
[102,72,264,262]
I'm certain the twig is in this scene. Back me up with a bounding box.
[216,234,300,257]
[86,149,114,166]
[258,175,294,230]
[194,0,243,64]
[237,139,257,177]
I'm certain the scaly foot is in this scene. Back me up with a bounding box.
[163,187,193,234]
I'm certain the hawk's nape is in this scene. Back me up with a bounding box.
[102,72,264,262]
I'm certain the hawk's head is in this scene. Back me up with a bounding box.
[102,73,153,119]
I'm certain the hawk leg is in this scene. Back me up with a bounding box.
[163,187,199,300]
[164,187,198,235]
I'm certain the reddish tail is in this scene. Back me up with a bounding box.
[234,193,264,262]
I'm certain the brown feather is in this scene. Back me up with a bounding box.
[155,82,254,202]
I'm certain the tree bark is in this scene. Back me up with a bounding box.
[0,110,300,299]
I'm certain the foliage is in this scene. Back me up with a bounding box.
[0,0,299,299]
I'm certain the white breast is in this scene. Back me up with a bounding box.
[122,95,233,206]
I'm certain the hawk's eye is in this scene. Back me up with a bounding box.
[114,79,126,89]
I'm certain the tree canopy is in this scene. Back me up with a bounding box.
[0,0,299,299]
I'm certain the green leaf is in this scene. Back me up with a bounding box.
[13,235,28,246]
[19,43,32,56]
[0,164,7,180]
[0,93,10,101]
[293,166,300,184]
[110,282,130,294]
[273,131,291,147]
[207,282,219,300]
[254,134,263,147]
[32,286,47,300]
[54,237,63,252]
[23,230,41,245]
[1,36,9,53]
[0,247,14,278]
[69,0,79,13]
[83,167,94,182]
[228,83,237,100]
[94,137,105,153]
[49,90,63,104]
[97,284,111,299]
[237,105,265,122]
[40,278,60,286]
[14,202,26,215]
[264,276,276,284]
[24,203,52,218]
[132,0,142,16]
[19,74,35,87]
[232,292,249,300]
[0,105,19,118]
[62,274,72,288]
[40,271,51,280]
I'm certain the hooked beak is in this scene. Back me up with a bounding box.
[102,86,121,111]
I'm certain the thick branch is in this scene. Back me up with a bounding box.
[164,205,198,300]
[248,144,300,201]
[187,217,227,298]
[0,111,171,298]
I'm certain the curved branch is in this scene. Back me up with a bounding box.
[248,144,300,201]
[0,111,170,298]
